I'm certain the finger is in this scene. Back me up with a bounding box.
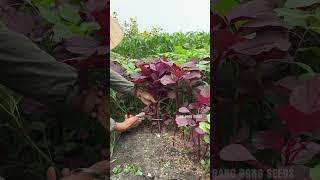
[150,96,156,103]
[125,114,128,119]
[89,160,110,175]
[142,99,151,106]
[132,119,142,128]
[47,167,57,180]
[137,112,145,117]
[61,168,71,177]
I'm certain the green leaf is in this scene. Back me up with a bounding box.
[207,114,210,123]
[134,169,143,176]
[199,122,210,134]
[112,166,121,174]
[299,72,317,80]
[123,165,130,173]
[212,0,239,16]
[58,4,81,24]
[32,0,55,8]
[38,6,60,24]
[298,47,320,56]
[203,135,210,144]
[311,164,320,180]
[309,16,320,33]
[274,8,310,27]
[80,22,100,33]
[52,22,74,41]
[292,62,315,74]
[285,0,320,8]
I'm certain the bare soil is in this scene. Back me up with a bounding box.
[110,123,207,180]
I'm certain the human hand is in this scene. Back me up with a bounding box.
[47,160,109,180]
[80,87,108,130]
[114,112,145,132]
[135,89,156,106]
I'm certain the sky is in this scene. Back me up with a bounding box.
[110,0,210,33]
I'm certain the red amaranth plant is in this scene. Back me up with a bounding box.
[127,58,210,160]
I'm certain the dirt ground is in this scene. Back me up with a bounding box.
[110,123,207,180]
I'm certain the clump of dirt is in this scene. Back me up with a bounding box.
[110,123,206,180]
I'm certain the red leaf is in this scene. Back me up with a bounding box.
[290,76,320,114]
[195,127,205,135]
[178,107,190,113]
[252,130,284,152]
[212,31,244,54]
[273,105,320,137]
[220,144,256,161]
[196,94,210,104]
[183,71,201,80]
[211,14,226,30]
[160,75,176,85]
[275,76,305,91]
[170,64,184,79]
[231,30,290,56]
[138,64,153,76]
[196,86,210,98]
[175,117,190,127]
[225,0,275,24]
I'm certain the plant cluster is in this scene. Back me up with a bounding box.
[127,58,211,160]
[212,0,320,179]
[112,164,143,177]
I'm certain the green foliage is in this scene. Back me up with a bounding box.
[212,0,239,16]
[33,2,100,43]
[112,164,143,176]
[200,159,210,178]
[284,0,320,8]
[275,1,320,33]
[199,114,210,144]
[112,18,209,59]
[311,164,320,180]
[112,166,122,174]
[58,4,81,24]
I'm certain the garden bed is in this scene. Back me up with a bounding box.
[111,123,205,180]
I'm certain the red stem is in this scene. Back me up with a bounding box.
[202,144,209,160]
[284,137,297,165]
[198,134,201,160]
[173,82,179,146]
[156,103,161,133]
[288,142,307,164]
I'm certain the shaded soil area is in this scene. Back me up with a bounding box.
[110,123,206,180]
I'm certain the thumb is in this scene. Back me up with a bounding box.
[149,96,156,103]
[47,167,57,180]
